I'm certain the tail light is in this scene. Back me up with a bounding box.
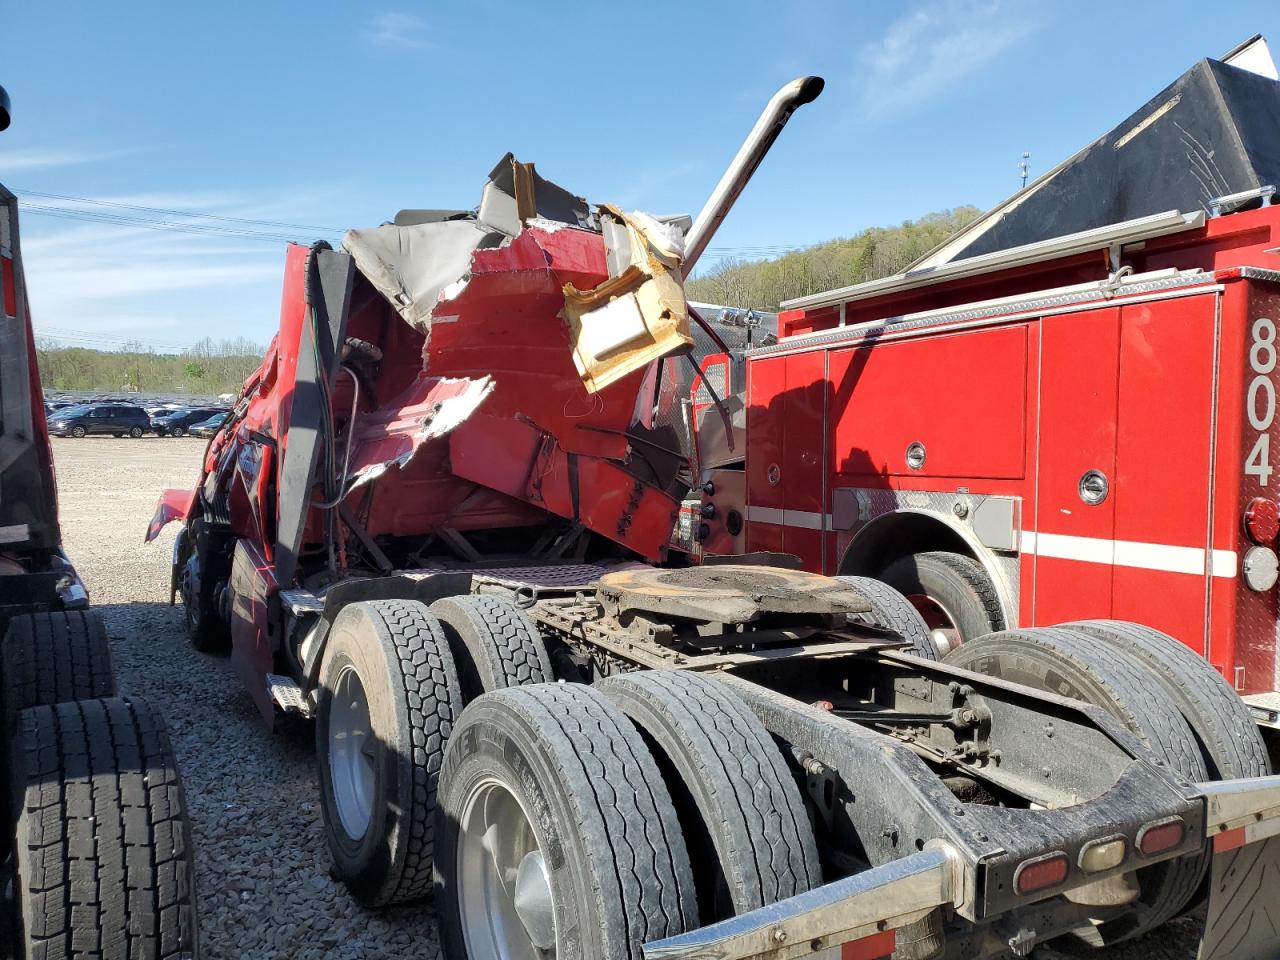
[1014,851,1069,895]
[1245,497,1279,544]
[1078,836,1127,873]
[1137,817,1185,856]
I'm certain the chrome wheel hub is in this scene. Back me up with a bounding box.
[328,664,376,839]
[458,778,555,957]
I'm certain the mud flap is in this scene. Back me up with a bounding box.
[1197,776,1280,959]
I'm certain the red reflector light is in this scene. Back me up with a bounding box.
[1245,497,1279,544]
[1138,818,1186,856]
[1014,852,1070,895]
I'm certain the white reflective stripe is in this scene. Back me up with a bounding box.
[1021,531,1238,579]
[746,506,826,530]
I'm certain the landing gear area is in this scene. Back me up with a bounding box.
[0,612,199,958]
[255,564,1280,960]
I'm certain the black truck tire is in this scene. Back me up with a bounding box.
[12,697,199,959]
[429,594,553,703]
[1,611,115,720]
[316,599,462,906]
[129,426,144,439]
[435,683,698,960]
[1066,619,1270,780]
[946,627,1208,945]
[599,670,821,922]
[181,519,230,653]
[878,551,1005,651]
[835,575,938,660]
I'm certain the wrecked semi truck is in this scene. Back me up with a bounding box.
[148,76,1280,959]
[0,87,199,957]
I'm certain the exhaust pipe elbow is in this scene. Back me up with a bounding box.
[682,75,825,277]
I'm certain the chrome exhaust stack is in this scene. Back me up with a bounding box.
[682,75,824,278]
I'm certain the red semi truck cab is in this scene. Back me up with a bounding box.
[694,201,1280,731]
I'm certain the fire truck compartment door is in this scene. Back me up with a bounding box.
[1031,307,1121,624]
[828,325,1027,480]
[746,352,827,569]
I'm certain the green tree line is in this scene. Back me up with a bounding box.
[36,336,265,396]
[687,206,982,310]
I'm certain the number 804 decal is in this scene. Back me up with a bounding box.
[1246,316,1277,485]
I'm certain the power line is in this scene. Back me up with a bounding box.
[13,187,343,234]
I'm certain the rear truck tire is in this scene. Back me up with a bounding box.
[1,611,115,721]
[429,594,553,703]
[129,426,144,438]
[11,697,199,959]
[835,575,938,660]
[946,627,1209,946]
[170,426,185,438]
[1065,620,1270,780]
[316,599,462,906]
[599,670,822,923]
[434,683,698,960]
[70,426,86,438]
[878,551,1005,655]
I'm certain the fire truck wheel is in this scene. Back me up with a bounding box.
[1065,620,1270,780]
[316,599,462,906]
[1,611,115,721]
[947,627,1209,945]
[835,575,938,660]
[599,670,821,923]
[434,683,698,959]
[878,552,1004,654]
[10,697,199,959]
[429,595,553,703]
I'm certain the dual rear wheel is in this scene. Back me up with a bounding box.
[947,623,1269,948]
[314,594,822,958]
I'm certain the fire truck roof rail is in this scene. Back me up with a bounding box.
[779,209,1205,313]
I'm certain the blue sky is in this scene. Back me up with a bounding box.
[2,0,1278,351]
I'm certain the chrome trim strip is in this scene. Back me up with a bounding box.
[751,276,1223,360]
[780,210,1204,311]
[643,845,960,960]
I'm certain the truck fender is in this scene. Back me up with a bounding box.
[838,507,1017,628]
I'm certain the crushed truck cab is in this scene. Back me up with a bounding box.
[149,58,1280,960]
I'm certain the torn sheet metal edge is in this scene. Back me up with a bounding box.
[345,375,495,492]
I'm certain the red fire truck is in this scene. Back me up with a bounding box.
[688,36,1280,742]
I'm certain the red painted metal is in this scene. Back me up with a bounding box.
[741,205,1280,697]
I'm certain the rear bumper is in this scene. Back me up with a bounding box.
[644,774,1280,960]
[1242,691,1280,729]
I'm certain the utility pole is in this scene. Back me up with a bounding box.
[1018,151,1031,190]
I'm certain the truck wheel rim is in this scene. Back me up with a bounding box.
[907,594,963,658]
[329,665,376,840]
[458,777,555,958]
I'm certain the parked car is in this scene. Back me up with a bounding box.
[188,412,228,438]
[152,406,225,437]
[47,402,151,438]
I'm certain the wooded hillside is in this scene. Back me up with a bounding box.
[36,336,264,396]
[687,206,981,310]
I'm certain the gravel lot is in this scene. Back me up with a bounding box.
[52,436,1202,959]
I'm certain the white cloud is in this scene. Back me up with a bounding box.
[0,147,127,174]
[365,12,429,49]
[859,0,1035,119]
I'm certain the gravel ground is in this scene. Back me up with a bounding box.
[51,436,1203,959]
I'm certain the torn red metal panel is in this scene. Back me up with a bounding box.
[344,374,495,491]
[422,226,640,462]
[145,487,196,542]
